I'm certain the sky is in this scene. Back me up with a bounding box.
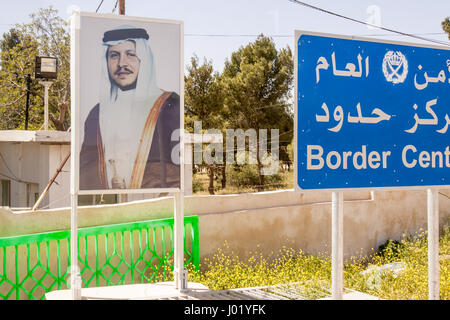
[0,0,449,72]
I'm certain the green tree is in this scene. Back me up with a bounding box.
[443,17,450,39]
[0,7,70,131]
[221,34,293,191]
[185,55,225,194]
[0,28,39,129]
[0,28,21,53]
[185,55,224,129]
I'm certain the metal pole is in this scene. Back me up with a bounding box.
[70,10,81,301]
[70,192,81,300]
[44,83,49,130]
[332,191,344,300]
[174,191,187,291]
[25,74,31,130]
[427,188,439,300]
[39,81,52,131]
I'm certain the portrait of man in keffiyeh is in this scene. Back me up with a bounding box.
[80,26,180,190]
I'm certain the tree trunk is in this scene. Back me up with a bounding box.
[221,164,226,189]
[256,162,265,192]
[221,134,227,189]
[208,164,215,195]
[256,132,264,192]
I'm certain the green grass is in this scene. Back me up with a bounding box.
[193,166,294,195]
[186,224,450,300]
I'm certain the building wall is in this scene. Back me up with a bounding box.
[0,141,71,209]
[0,130,205,209]
[1,188,449,260]
[0,142,42,208]
[47,144,71,209]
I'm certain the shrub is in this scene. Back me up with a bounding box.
[377,239,406,260]
[227,165,285,189]
[192,174,206,193]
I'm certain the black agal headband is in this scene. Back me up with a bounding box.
[103,28,149,42]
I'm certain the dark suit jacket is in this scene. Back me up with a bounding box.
[79,92,180,190]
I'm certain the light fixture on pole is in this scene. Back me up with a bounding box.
[35,56,58,131]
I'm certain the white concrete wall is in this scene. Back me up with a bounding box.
[1,188,449,260]
[38,143,50,208]
[47,144,71,208]
[0,142,42,208]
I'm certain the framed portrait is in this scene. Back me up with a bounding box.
[70,12,184,195]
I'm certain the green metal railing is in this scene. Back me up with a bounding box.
[0,216,199,300]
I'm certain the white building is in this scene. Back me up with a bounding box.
[0,130,197,210]
[0,130,71,210]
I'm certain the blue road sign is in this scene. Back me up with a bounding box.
[295,31,450,191]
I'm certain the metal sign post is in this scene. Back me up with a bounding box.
[427,188,439,300]
[294,30,449,300]
[331,192,344,299]
[70,193,81,300]
[174,191,187,290]
[174,19,186,292]
[70,12,82,300]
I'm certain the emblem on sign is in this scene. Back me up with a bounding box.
[382,51,408,84]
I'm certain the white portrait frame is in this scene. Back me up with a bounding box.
[69,11,186,300]
[71,12,184,196]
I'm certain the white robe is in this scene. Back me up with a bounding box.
[99,88,158,188]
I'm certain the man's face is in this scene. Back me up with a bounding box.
[107,40,141,90]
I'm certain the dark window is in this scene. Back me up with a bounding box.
[1,180,11,207]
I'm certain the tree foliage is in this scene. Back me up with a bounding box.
[185,55,225,194]
[222,35,293,129]
[443,17,450,40]
[0,27,39,129]
[221,34,294,190]
[0,7,70,130]
[185,55,225,130]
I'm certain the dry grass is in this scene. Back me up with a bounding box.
[192,167,294,195]
[191,166,449,299]
[185,224,450,300]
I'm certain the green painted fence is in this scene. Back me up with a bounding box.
[0,216,199,300]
